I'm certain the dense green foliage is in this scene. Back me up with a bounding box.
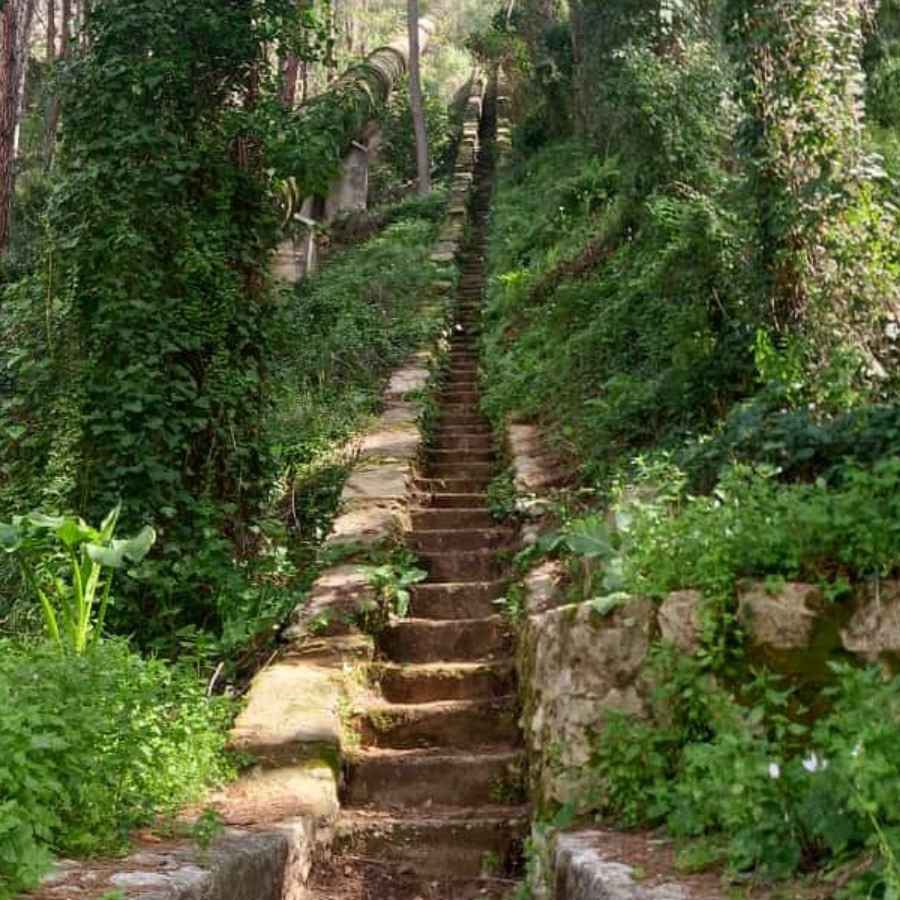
[592,650,900,890]
[481,0,900,891]
[0,640,233,898]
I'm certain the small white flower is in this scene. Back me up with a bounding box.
[852,743,863,759]
[768,761,781,780]
[802,752,826,773]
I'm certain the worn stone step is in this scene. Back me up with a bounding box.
[439,402,483,417]
[411,528,507,553]
[343,748,523,808]
[417,491,488,510]
[379,616,511,664]
[432,422,493,435]
[359,697,519,749]
[417,550,505,583]
[437,384,481,403]
[429,436,496,454]
[415,476,491,495]
[427,461,495,481]
[411,508,497,530]
[334,807,526,878]
[376,660,516,703]
[437,413,492,428]
[409,580,507,619]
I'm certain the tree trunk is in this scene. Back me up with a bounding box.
[407,0,430,195]
[0,0,35,261]
[280,52,299,107]
[47,0,56,60]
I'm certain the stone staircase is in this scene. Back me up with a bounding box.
[307,84,526,900]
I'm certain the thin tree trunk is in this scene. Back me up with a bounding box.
[280,52,299,107]
[407,0,430,195]
[0,0,35,260]
[47,0,56,60]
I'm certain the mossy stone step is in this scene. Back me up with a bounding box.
[378,615,511,664]
[359,698,518,749]
[343,747,523,808]
[376,660,516,703]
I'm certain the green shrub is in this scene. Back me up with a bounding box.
[0,640,233,897]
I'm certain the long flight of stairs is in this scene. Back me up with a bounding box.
[307,84,526,900]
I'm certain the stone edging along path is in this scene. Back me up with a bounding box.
[29,71,488,900]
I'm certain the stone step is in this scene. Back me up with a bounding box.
[428,436,496,454]
[427,461,495,481]
[379,616,511,664]
[437,413,492,428]
[409,581,507,619]
[359,697,519,749]
[376,660,516,703]
[437,385,481,404]
[417,491,488,509]
[306,863,515,900]
[343,748,523,808]
[411,528,507,553]
[411,508,497,530]
[334,807,526,878]
[438,402,483,416]
[417,550,505,583]
[432,422,493,436]
[415,476,491,495]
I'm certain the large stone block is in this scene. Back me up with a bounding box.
[841,578,900,666]
[230,661,343,766]
[525,598,654,807]
[737,581,825,650]
[658,590,705,655]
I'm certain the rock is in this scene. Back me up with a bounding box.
[658,590,705,655]
[384,364,431,401]
[323,503,406,555]
[555,832,690,900]
[284,564,374,639]
[525,598,654,807]
[841,578,900,665]
[341,462,410,503]
[355,425,420,462]
[523,560,565,616]
[230,662,342,766]
[737,582,824,651]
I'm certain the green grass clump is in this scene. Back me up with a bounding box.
[0,640,233,897]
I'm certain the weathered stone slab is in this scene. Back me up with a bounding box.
[284,563,374,639]
[215,764,338,825]
[526,599,654,806]
[356,425,420,461]
[842,578,900,664]
[384,365,431,401]
[323,503,407,554]
[737,581,824,651]
[658,590,705,655]
[555,832,690,900]
[230,662,342,765]
[524,560,566,616]
[37,821,317,900]
[341,462,410,502]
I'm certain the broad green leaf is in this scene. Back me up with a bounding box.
[565,516,616,559]
[590,592,631,617]
[122,526,156,561]
[55,518,96,549]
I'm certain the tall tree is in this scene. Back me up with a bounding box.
[0,0,35,262]
[407,0,430,195]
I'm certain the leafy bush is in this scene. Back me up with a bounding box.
[0,640,233,897]
[591,652,900,888]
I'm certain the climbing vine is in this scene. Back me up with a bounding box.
[0,0,329,638]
